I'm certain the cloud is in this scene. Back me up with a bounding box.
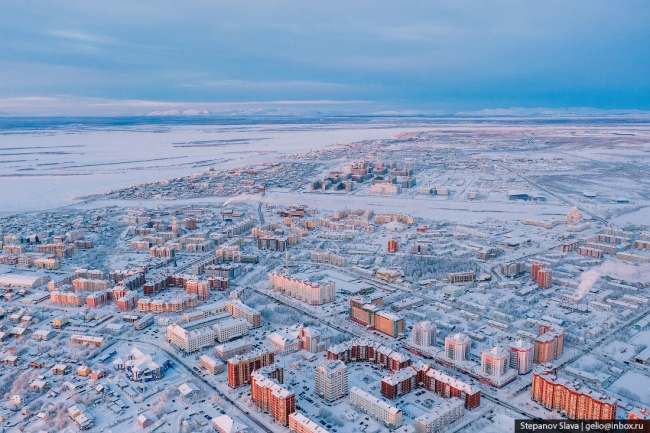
[181,80,351,91]
[49,30,120,46]
[0,96,378,116]
[1,1,649,111]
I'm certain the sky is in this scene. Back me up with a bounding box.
[0,1,649,116]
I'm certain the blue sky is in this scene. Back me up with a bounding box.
[0,1,649,115]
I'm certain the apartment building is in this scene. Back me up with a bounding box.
[167,324,216,353]
[226,300,262,328]
[414,398,464,433]
[327,338,411,372]
[215,340,253,361]
[199,355,225,374]
[445,333,471,362]
[412,321,436,347]
[315,360,348,402]
[227,349,275,388]
[213,318,249,343]
[288,412,329,433]
[532,364,617,421]
[534,325,565,363]
[268,272,336,305]
[481,346,509,378]
[373,310,405,338]
[250,367,296,426]
[508,339,533,374]
[349,387,402,428]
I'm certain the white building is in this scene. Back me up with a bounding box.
[199,354,225,374]
[267,329,302,355]
[481,346,509,378]
[445,333,471,362]
[412,321,436,347]
[226,300,262,328]
[212,318,249,343]
[370,183,402,195]
[212,414,249,433]
[349,386,403,428]
[167,324,215,353]
[508,339,533,375]
[315,360,348,402]
[414,398,464,433]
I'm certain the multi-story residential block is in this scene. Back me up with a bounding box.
[349,296,383,326]
[117,291,138,311]
[268,272,336,305]
[250,366,295,426]
[445,333,471,362]
[86,290,110,308]
[370,183,402,195]
[227,349,275,388]
[628,407,650,421]
[381,367,418,399]
[414,398,464,433]
[199,354,225,374]
[412,321,436,347]
[373,310,405,337]
[532,364,617,420]
[186,279,210,301]
[537,268,553,289]
[215,340,253,360]
[310,251,348,267]
[500,262,526,277]
[226,300,262,328]
[534,325,565,363]
[315,360,348,402]
[481,346,509,378]
[213,318,249,343]
[288,412,329,433]
[424,368,481,409]
[508,339,533,374]
[70,335,107,347]
[327,339,411,371]
[167,324,215,353]
[349,387,402,428]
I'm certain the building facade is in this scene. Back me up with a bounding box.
[315,360,348,402]
[532,364,617,421]
[412,321,436,347]
[213,318,249,343]
[508,339,533,374]
[167,324,215,353]
[481,346,509,378]
[250,366,295,426]
[268,272,336,305]
[227,349,275,388]
[349,386,403,428]
[445,333,471,362]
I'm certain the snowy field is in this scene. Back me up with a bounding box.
[0,122,422,213]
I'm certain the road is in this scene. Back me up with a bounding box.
[116,337,279,433]
[500,163,608,225]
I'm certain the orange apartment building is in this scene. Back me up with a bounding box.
[534,325,565,363]
[250,367,295,426]
[227,349,275,388]
[532,364,617,420]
